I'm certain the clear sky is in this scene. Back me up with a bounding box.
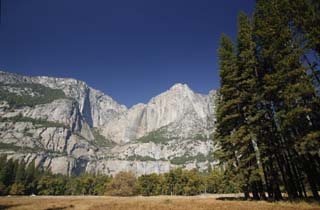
[0,0,254,107]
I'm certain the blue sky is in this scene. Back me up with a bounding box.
[0,0,254,107]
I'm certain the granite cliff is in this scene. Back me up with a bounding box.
[0,71,217,175]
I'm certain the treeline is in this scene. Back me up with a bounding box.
[0,82,66,108]
[215,0,320,201]
[0,156,238,196]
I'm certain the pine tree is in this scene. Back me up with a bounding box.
[236,11,267,200]
[254,0,320,199]
[15,160,26,184]
[254,0,300,199]
[214,0,320,200]
[287,0,320,91]
[25,160,37,194]
[215,34,252,198]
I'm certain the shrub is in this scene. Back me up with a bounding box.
[0,182,7,195]
[9,183,25,195]
[137,173,162,196]
[106,171,137,196]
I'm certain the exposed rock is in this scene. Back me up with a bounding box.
[0,71,217,175]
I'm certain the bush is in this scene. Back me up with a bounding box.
[106,171,137,196]
[9,183,25,195]
[205,169,240,194]
[137,173,162,196]
[163,168,205,196]
[0,182,7,195]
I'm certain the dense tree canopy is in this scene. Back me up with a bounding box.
[0,156,236,196]
[215,0,320,200]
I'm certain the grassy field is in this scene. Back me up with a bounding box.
[0,195,319,210]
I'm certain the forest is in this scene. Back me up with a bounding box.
[0,155,237,196]
[214,0,320,200]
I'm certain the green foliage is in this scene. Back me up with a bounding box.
[0,155,241,196]
[170,153,214,165]
[162,168,205,196]
[0,82,66,108]
[15,160,26,183]
[180,169,205,195]
[64,174,111,195]
[126,155,157,161]
[0,158,15,188]
[192,133,209,141]
[0,113,66,128]
[0,182,6,195]
[214,0,320,200]
[0,142,45,154]
[9,182,25,195]
[136,129,174,144]
[92,175,112,195]
[0,155,113,196]
[0,142,25,151]
[137,173,162,196]
[205,169,239,194]
[37,174,67,195]
[25,160,38,194]
[91,128,115,148]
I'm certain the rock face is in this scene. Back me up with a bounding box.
[0,71,217,176]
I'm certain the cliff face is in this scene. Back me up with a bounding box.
[102,83,216,144]
[0,71,217,176]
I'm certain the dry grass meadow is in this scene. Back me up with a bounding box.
[0,194,319,210]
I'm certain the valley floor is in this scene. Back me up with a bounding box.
[0,195,319,210]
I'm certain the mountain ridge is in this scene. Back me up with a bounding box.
[0,70,217,176]
[0,70,213,109]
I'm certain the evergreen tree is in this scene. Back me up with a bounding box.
[25,160,37,194]
[15,159,26,184]
[215,33,251,198]
[0,159,15,188]
[214,0,320,200]
[254,0,320,199]
[236,11,266,200]
[93,175,111,195]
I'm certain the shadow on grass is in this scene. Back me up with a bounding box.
[0,204,20,210]
[45,204,74,210]
[216,196,320,203]
[216,197,246,201]
[284,198,320,204]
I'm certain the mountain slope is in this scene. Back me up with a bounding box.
[0,71,217,175]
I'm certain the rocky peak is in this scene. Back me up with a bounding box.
[101,82,216,144]
[0,70,217,176]
[170,83,190,90]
